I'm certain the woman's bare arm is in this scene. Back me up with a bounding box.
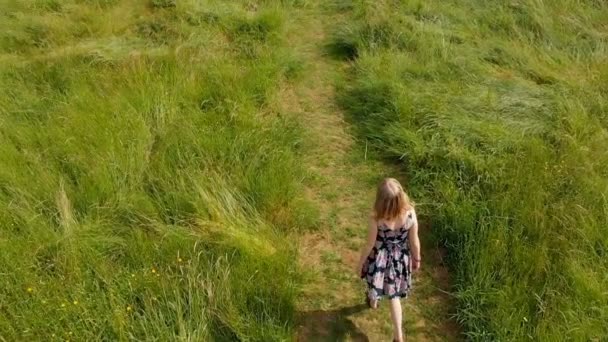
[357,215,378,272]
[409,209,421,270]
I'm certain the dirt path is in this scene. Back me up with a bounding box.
[281,5,461,341]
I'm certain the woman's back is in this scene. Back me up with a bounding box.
[376,210,416,243]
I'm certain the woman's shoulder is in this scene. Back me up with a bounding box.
[405,207,418,229]
[403,206,416,218]
[369,210,379,221]
[368,211,379,228]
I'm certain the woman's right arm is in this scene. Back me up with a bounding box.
[409,209,421,271]
[356,215,378,273]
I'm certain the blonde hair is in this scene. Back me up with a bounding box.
[374,178,412,220]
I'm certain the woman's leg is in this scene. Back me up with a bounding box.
[366,291,379,309]
[389,297,404,341]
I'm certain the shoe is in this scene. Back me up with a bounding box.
[365,295,378,309]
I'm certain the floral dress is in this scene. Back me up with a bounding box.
[361,210,417,301]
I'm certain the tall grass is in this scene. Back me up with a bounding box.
[0,0,313,340]
[334,0,608,340]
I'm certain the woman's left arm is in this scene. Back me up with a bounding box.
[356,215,378,275]
[410,209,421,271]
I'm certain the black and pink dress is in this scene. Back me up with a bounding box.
[361,210,417,301]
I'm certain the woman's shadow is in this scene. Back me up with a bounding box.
[297,304,369,341]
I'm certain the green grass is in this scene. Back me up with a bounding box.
[4,0,608,340]
[0,0,316,340]
[333,0,608,340]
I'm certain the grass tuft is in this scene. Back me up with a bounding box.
[149,0,176,9]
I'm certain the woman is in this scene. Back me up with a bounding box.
[357,178,421,342]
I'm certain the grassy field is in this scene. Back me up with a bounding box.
[3,0,608,341]
[333,0,608,340]
[0,0,316,340]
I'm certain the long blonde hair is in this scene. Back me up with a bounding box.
[374,178,413,220]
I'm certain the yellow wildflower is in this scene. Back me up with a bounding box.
[27,287,33,293]
[127,305,132,312]
[151,268,156,274]
[61,303,66,308]
[178,258,183,263]
[73,300,78,305]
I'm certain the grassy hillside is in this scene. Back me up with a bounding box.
[333,0,608,340]
[0,0,315,340]
[4,0,607,340]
